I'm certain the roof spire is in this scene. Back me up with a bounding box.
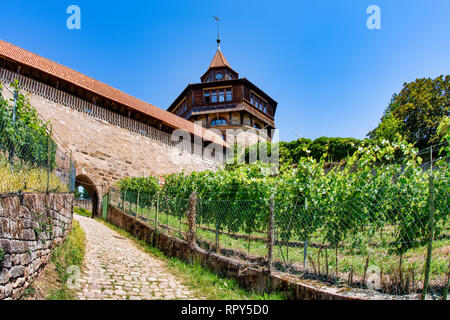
[213,16,220,49]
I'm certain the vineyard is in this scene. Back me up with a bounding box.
[109,137,450,299]
[0,81,71,194]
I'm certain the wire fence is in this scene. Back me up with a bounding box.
[107,172,449,300]
[0,83,75,195]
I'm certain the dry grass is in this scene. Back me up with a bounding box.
[0,157,68,193]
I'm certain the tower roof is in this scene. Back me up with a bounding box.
[209,48,232,69]
[201,48,238,81]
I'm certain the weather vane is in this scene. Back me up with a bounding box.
[213,16,220,49]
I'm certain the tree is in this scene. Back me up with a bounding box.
[73,188,82,198]
[369,75,449,149]
[368,113,404,144]
[81,188,91,200]
[307,137,361,162]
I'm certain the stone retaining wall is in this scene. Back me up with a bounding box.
[107,206,365,300]
[0,193,74,300]
[74,198,93,213]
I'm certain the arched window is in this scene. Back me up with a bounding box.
[211,118,227,126]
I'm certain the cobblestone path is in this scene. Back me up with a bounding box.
[74,214,197,300]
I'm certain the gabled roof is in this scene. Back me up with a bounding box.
[0,39,228,148]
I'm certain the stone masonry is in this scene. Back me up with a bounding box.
[0,193,74,300]
[25,91,219,180]
[1,86,220,214]
[74,214,197,300]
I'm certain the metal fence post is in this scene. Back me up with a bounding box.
[123,189,127,213]
[68,150,73,192]
[46,125,53,194]
[422,174,435,300]
[136,190,140,220]
[8,87,18,170]
[215,209,219,253]
[267,194,275,275]
[303,239,308,271]
[155,191,160,230]
[303,197,308,271]
[166,198,169,230]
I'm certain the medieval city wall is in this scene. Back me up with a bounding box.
[1,81,220,210]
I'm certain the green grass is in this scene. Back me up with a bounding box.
[124,204,449,295]
[96,218,286,300]
[73,206,92,218]
[47,219,86,300]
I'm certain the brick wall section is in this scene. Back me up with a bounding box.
[106,206,365,300]
[0,193,74,300]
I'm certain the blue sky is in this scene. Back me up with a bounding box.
[1,0,449,142]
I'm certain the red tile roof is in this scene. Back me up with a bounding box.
[0,39,228,148]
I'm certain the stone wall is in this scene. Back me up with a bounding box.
[22,91,219,181]
[0,193,74,300]
[73,198,93,213]
[106,205,366,300]
[1,85,220,215]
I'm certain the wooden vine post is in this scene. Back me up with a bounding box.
[136,190,140,220]
[186,191,197,247]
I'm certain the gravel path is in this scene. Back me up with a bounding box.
[74,214,197,300]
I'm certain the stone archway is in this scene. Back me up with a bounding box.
[75,174,100,218]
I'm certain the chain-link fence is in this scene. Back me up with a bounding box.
[108,171,449,300]
[272,176,449,299]
[0,83,75,195]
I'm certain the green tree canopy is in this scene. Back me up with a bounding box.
[369,75,449,149]
[241,137,363,165]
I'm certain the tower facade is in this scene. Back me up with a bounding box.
[167,45,277,148]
